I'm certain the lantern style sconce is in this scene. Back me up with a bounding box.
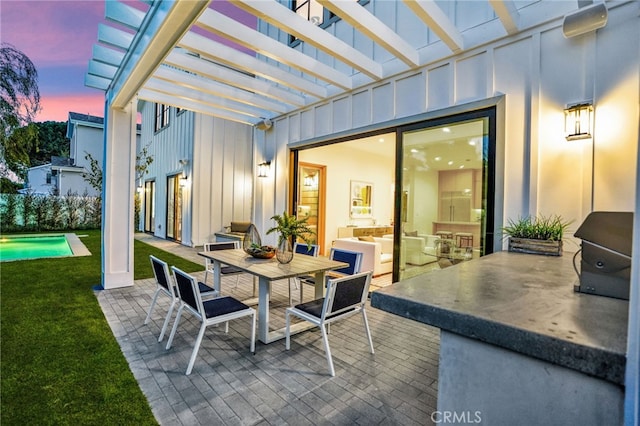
[564,102,593,140]
[178,159,189,187]
[258,161,271,178]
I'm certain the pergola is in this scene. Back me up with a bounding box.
[84,0,534,125]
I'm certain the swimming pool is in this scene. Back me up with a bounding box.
[0,234,91,261]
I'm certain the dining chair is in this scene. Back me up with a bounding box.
[144,255,217,342]
[166,266,256,375]
[285,271,374,376]
[288,242,319,305]
[299,247,363,300]
[202,241,244,289]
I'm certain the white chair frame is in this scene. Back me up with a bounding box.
[289,242,319,305]
[144,255,217,342]
[167,266,256,375]
[285,271,374,376]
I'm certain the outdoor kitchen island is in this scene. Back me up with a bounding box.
[371,251,628,425]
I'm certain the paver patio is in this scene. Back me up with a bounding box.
[96,235,440,425]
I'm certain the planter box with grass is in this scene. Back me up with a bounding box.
[503,214,572,257]
[508,237,563,256]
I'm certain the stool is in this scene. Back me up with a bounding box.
[455,232,474,248]
[436,231,453,240]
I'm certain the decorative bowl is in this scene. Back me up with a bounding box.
[245,245,276,259]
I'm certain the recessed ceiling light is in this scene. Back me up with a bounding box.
[448,161,454,166]
[442,127,451,133]
[434,156,442,161]
[410,148,418,153]
[379,138,385,143]
[468,140,476,146]
[459,165,465,169]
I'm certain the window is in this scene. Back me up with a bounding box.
[154,103,170,132]
[294,0,327,25]
[290,0,368,44]
[46,172,52,184]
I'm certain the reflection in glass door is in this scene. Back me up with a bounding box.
[166,174,183,242]
[297,163,325,254]
[398,114,494,281]
[144,180,155,233]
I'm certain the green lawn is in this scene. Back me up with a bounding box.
[0,230,203,425]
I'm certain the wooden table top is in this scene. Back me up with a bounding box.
[199,249,348,280]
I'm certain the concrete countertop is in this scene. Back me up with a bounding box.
[370,251,628,384]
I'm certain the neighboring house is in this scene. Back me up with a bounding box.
[25,112,103,196]
[24,163,54,195]
[25,112,140,196]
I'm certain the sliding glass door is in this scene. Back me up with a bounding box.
[144,180,155,233]
[166,174,183,242]
[397,109,496,280]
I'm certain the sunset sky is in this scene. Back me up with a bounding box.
[1,1,256,124]
[1,1,108,123]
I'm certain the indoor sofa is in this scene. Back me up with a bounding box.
[332,236,393,276]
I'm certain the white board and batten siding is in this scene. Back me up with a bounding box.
[259,2,639,252]
[140,105,254,247]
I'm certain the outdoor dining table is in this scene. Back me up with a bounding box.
[198,249,348,344]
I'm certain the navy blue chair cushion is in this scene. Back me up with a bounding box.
[331,249,361,275]
[202,296,251,319]
[151,258,171,291]
[220,266,243,274]
[295,298,325,317]
[197,281,215,294]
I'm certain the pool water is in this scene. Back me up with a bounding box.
[0,235,73,261]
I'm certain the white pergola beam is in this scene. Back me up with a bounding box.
[105,0,145,31]
[317,0,420,67]
[110,1,211,109]
[178,31,324,101]
[402,0,464,52]
[88,59,118,79]
[98,23,134,51]
[231,0,383,80]
[85,73,111,91]
[151,68,284,116]
[489,0,520,35]
[137,88,256,125]
[161,52,291,113]
[92,44,125,67]
[196,8,353,90]
[145,77,270,118]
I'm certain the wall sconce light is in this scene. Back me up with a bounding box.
[178,159,189,186]
[258,161,271,178]
[564,101,593,140]
[179,171,188,187]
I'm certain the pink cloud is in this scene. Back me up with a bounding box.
[36,93,105,123]
[1,1,104,68]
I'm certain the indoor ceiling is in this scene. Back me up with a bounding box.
[85,0,530,126]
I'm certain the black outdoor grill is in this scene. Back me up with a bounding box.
[573,211,633,300]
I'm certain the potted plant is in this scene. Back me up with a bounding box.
[502,214,573,256]
[266,211,315,263]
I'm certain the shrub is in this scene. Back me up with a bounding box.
[0,194,20,232]
[32,194,50,231]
